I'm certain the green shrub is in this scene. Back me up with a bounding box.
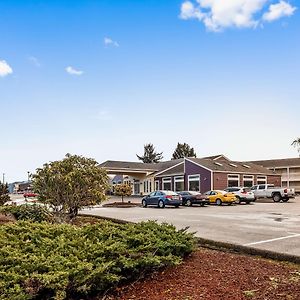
[0,220,195,300]
[0,204,53,223]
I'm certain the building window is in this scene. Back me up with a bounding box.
[188,175,200,192]
[155,180,159,190]
[227,174,239,187]
[243,175,254,187]
[257,176,267,185]
[162,177,172,190]
[174,176,184,192]
[149,181,152,193]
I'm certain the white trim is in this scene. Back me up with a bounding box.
[188,174,201,192]
[243,175,254,186]
[174,176,184,192]
[214,170,271,175]
[212,155,230,161]
[154,161,184,177]
[162,177,172,190]
[227,174,240,187]
[155,180,160,190]
[229,163,238,168]
[243,164,251,169]
[214,162,223,166]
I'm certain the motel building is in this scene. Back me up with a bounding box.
[99,155,281,196]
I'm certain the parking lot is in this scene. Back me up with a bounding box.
[82,196,300,257]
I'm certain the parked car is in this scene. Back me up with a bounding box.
[178,191,210,207]
[250,184,295,202]
[204,190,236,206]
[142,190,182,208]
[224,187,255,204]
[23,192,38,198]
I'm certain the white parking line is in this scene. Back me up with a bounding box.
[244,233,300,246]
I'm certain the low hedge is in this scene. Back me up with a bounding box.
[0,204,52,223]
[0,220,195,300]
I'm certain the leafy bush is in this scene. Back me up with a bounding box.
[0,204,53,223]
[0,220,195,300]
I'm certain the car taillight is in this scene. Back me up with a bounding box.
[241,191,247,194]
[166,195,172,199]
[284,188,287,193]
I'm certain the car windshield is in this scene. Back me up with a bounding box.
[189,191,200,195]
[216,190,227,195]
[163,191,178,196]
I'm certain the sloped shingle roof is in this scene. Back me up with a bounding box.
[187,158,274,175]
[99,159,184,173]
[248,158,300,168]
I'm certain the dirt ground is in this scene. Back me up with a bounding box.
[107,248,300,300]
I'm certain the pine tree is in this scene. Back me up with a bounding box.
[136,143,163,163]
[0,182,10,205]
[172,142,197,160]
[291,138,300,157]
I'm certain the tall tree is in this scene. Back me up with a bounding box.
[291,138,300,157]
[0,182,10,205]
[32,154,109,221]
[172,142,197,160]
[137,143,163,163]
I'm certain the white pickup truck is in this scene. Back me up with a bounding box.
[250,184,295,202]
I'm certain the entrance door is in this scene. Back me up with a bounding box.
[134,181,140,195]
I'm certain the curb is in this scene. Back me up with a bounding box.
[79,213,300,265]
[196,237,300,265]
[79,213,134,224]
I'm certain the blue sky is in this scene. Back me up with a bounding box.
[0,0,299,182]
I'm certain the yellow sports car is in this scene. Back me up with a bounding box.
[204,190,236,206]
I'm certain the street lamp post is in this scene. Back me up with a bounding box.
[27,171,30,182]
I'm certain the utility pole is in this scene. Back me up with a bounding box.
[27,171,30,182]
[2,173,4,184]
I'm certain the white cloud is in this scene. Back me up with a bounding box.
[0,60,13,77]
[180,0,297,31]
[65,66,83,76]
[263,1,296,21]
[28,56,41,67]
[104,37,119,47]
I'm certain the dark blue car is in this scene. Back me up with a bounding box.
[141,190,182,208]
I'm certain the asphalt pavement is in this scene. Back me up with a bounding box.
[81,196,300,257]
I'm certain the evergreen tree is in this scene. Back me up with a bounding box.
[0,182,10,205]
[172,142,197,160]
[291,138,300,157]
[33,154,109,221]
[137,143,163,163]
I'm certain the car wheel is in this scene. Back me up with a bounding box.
[245,201,250,205]
[282,198,289,202]
[273,193,281,202]
[216,199,222,206]
[175,205,180,208]
[186,199,192,207]
[235,197,241,204]
[142,199,147,208]
[158,200,165,208]
[200,203,205,207]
